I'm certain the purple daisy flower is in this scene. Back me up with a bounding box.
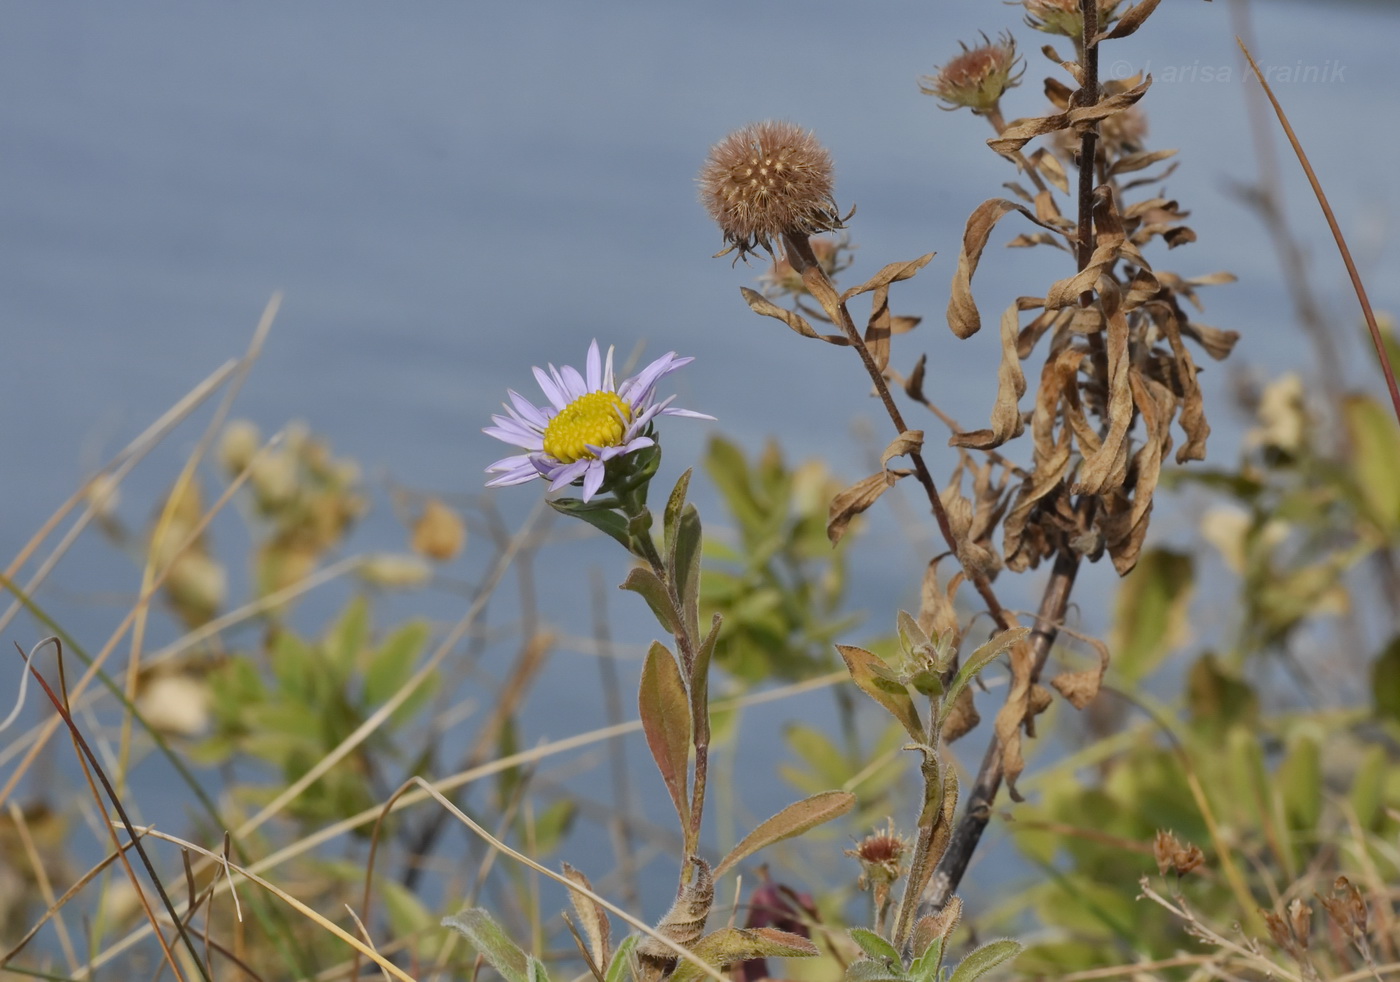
[485,340,713,502]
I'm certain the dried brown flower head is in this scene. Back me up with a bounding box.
[699,120,845,262]
[845,819,910,889]
[1023,0,1123,39]
[1152,829,1205,877]
[920,33,1023,114]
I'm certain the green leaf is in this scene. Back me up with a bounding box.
[639,641,691,832]
[896,609,933,662]
[1278,729,1321,833]
[532,799,577,854]
[1343,394,1400,532]
[672,503,703,644]
[947,939,1023,982]
[329,594,370,679]
[1373,635,1400,722]
[1350,744,1388,831]
[909,936,944,982]
[691,613,722,728]
[364,619,430,707]
[945,628,1028,717]
[620,567,678,634]
[527,956,550,982]
[1108,549,1194,683]
[550,498,634,553]
[442,908,529,982]
[715,790,856,876]
[603,935,638,982]
[849,928,902,965]
[845,959,910,982]
[670,928,818,982]
[838,644,922,740]
[1187,653,1258,740]
[664,469,693,565]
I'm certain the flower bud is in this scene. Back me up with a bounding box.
[920,33,1023,114]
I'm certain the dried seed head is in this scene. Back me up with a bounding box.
[920,32,1024,114]
[1023,0,1124,38]
[699,120,845,262]
[845,819,910,889]
[1152,829,1205,877]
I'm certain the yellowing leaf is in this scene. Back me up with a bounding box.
[715,790,856,876]
[639,642,691,832]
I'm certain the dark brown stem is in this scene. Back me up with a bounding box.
[918,548,1080,913]
[921,0,1103,912]
[782,230,1012,632]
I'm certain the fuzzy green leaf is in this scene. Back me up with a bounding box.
[604,935,639,982]
[639,641,691,832]
[945,628,1028,717]
[550,498,634,553]
[909,937,944,982]
[845,958,911,982]
[947,939,1023,982]
[620,566,678,634]
[849,929,902,965]
[838,644,922,739]
[672,503,703,644]
[664,469,692,565]
[670,928,818,982]
[715,790,856,876]
[442,908,529,982]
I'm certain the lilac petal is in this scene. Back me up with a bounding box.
[603,344,616,391]
[559,363,588,399]
[585,340,602,391]
[485,417,545,449]
[507,389,549,428]
[580,461,606,501]
[547,459,590,490]
[533,365,568,411]
[619,352,688,406]
[485,456,541,487]
[659,407,716,420]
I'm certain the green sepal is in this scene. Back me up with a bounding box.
[442,908,530,982]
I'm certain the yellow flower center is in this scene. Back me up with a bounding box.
[542,391,632,464]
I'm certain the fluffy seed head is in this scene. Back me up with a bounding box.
[699,120,845,262]
[920,32,1024,113]
[1023,0,1124,38]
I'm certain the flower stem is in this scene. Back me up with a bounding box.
[781,230,1012,633]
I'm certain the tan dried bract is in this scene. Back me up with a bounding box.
[699,121,845,262]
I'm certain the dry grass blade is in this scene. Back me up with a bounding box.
[112,826,418,982]
[1234,37,1400,425]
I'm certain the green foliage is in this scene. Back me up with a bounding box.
[701,436,858,682]
[198,595,434,829]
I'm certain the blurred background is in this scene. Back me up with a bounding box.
[1,0,1396,941]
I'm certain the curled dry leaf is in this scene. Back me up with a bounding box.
[561,863,611,970]
[1094,0,1164,42]
[739,287,846,345]
[947,199,1057,340]
[951,301,1031,450]
[990,76,1152,157]
[827,432,921,545]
